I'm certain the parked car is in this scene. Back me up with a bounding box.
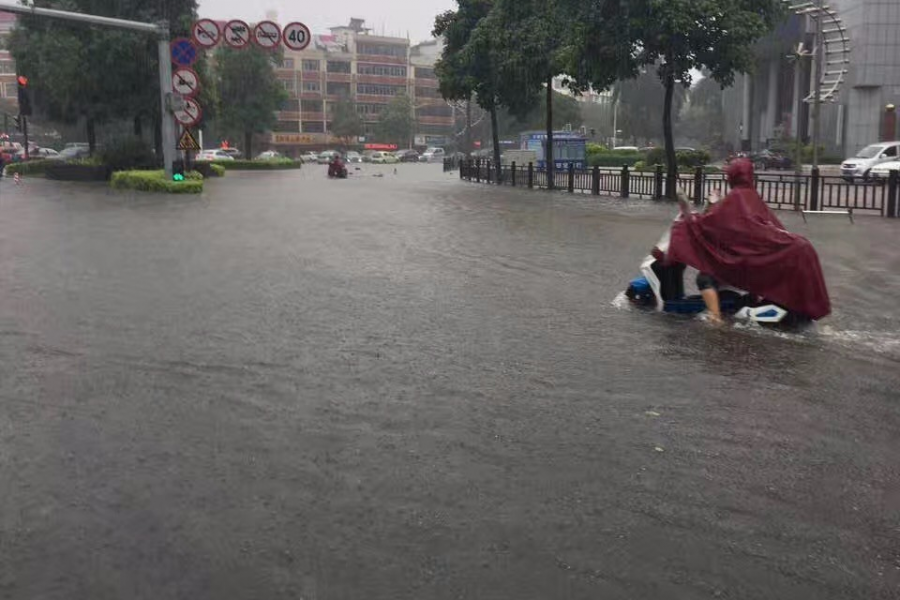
[256,150,283,160]
[751,149,793,171]
[55,145,91,161]
[613,146,640,152]
[841,141,900,181]
[420,147,445,163]
[220,148,243,159]
[362,151,377,163]
[369,151,394,164]
[395,149,420,163]
[317,150,339,164]
[869,160,900,180]
[31,147,60,159]
[300,152,320,164]
[345,151,362,163]
[197,149,234,161]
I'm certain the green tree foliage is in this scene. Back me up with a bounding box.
[496,90,581,138]
[10,0,199,153]
[374,93,416,147]
[612,69,685,147]
[480,0,572,187]
[679,77,726,152]
[329,96,364,147]
[623,0,785,196]
[215,46,288,158]
[433,0,504,177]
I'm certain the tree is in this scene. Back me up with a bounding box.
[434,0,503,180]
[679,77,726,151]
[215,45,287,157]
[612,69,685,146]
[329,95,364,148]
[10,0,199,154]
[375,93,415,147]
[481,0,572,188]
[495,90,581,138]
[624,0,785,197]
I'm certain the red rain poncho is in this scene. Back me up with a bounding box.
[667,159,831,320]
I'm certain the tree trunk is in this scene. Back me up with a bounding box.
[87,118,96,156]
[490,104,501,184]
[546,75,554,190]
[663,69,678,200]
[244,131,252,159]
[133,115,143,138]
[465,99,472,158]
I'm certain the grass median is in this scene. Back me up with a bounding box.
[110,170,204,194]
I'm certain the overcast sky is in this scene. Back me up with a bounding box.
[198,0,456,43]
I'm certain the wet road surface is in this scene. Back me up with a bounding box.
[1,165,898,599]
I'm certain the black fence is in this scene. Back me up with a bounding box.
[449,159,900,218]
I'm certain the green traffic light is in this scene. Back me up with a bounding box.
[173,173,185,181]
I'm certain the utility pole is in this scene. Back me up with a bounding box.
[0,1,175,178]
[812,0,823,169]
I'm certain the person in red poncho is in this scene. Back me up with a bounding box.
[664,159,831,323]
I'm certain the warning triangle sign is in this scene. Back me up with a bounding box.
[177,128,201,151]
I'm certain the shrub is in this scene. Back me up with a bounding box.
[588,150,643,167]
[209,158,302,170]
[645,148,710,169]
[194,161,226,178]
[110,169,204,194]
[5,159,52,176]
[100,137,157,171]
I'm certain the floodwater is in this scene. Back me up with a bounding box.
[0,165,898,599]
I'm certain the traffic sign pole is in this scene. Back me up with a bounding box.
[158,39,177,179]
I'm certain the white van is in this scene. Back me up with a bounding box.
[841,141,900,181]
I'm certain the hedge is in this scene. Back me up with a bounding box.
[645,148,711,168]
[5,159,52,176]
[208,158,302,170]
[110,170,204,194]
[588,151,643,167]
[194,161,226,178]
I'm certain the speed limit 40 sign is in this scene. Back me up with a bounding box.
[282,22,311,51]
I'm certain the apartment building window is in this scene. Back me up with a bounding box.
[302,121,325,133]
[2,83,15,98]
[302,80,321,92]
[418,124,451,135]
[274,121,298,132]
[356,103,386,116]
[417,104,452,117]
[301,99,323,112]
[302,59,320,72]
[326,82,351,96]
[279,79,295,93]
[358,64,407,77]
[326,60,351,74]
[280,58,295,69]
[357,43,407,59]
[415,86,439,98]
[0,61,15,74]
[357,84,405,96]
[415,67,435,79]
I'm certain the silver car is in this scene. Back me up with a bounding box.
[841,141,900,181]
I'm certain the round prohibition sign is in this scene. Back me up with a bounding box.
[282,22,311,51]
[224,20,251,49]
[173,98,202,127]
[253,21,282,49]
[192,19,221,48]
[172,67,200,98]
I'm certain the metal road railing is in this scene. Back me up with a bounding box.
[448,159,900,218]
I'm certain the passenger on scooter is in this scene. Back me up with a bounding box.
[329,152,346,178]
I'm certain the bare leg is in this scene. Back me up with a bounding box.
[701,288,723,324]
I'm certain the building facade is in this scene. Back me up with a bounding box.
[268,18,453,154]
[724,0,900,157]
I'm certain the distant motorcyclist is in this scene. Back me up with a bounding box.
[328,152,347,178]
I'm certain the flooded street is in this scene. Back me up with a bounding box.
[1,165,898,599]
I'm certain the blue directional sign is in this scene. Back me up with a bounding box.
[170,38,197,67]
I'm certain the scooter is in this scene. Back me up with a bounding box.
[624,223,809,326]
[328,161,348,179]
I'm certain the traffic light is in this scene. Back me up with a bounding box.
[16,75,32,117]
[172,159,185,181]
